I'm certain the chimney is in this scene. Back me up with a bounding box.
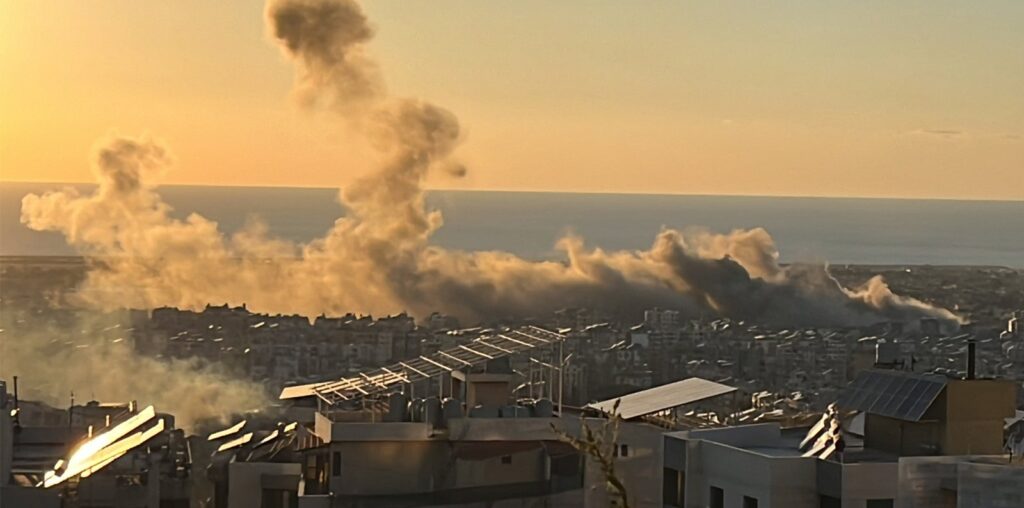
[966,339,976,380]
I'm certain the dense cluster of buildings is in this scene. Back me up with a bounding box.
[3,324,1022,507]
[2,259,1023,506]
[117,303,1024,422]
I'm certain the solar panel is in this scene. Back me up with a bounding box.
[836,370,946,422]
[208,419,246,441]
[41,407,163,488]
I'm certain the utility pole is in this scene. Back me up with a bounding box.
[558,339,564,415]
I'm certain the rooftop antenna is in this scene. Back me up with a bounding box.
[12,376,20,428]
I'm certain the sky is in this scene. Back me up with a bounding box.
[1,0,1022,199]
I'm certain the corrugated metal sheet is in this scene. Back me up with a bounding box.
[586,377,736,420]
[278,383,320,400]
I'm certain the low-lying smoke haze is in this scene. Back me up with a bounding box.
[20,0,961,332]
[0,309,267,431]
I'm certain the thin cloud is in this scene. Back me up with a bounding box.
[910,128,965,137]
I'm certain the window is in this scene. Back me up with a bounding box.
[662,468,684,507]
[261,489,298,508]
[331,451,341,477]
[819,495,841,508]
[743,495,759,508]
[611,444,629,457]
[501,455,512,464]
[709,486,724,508]
[866,500,894,508]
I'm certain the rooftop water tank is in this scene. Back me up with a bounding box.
[422,396,442,426]
[468,405,499,418]
[440,397,463,427]
[409,398,424,422]
[384,392,409,422]
[533,398,554,417]
[499,405,530,418]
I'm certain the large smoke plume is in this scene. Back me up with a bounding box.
[20,0,960,331]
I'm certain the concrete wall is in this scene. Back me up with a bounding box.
[956,460,1024,508]
[897,456,966,508]
[447,417,561,441]
[684,439,818,508]
[228,462,302,508]
[0,388,10,494]
[318,411,436,442]
[897,456,1021,508]
[452,447,547,489]
[688,424,782,448]
[864,413,945,457]
[582,420,666,508]
[942,380,1018,455]
[466,379,513,408]
[0,486,60,508]
[839,462,899,508]
[330,440,449,495]
[319,414,574,501]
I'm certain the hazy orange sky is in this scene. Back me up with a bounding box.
[1,1,1022,199]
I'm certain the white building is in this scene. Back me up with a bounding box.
[662,368,1021,508]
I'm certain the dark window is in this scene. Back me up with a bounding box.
[501,455,512,464]
[261,489,298,508]
[709,486,724,508]
[331,451,341,477]
[743,495,759,508]
[662,467,684,507]
[620,444,629,457]
[866,500,894,508]
[819,495,841,508]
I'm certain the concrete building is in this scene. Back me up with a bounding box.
[273,327,585,507]
[662,368,1021,508]
[271,327,742,508]
[204,420,307,508]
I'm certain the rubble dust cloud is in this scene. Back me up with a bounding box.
[19,0,961,332]
[0,309,268,431]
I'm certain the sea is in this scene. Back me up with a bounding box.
[1,183,1021,267]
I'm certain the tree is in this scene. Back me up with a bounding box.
[552,399,630,508]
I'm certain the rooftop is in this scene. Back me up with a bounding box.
[587,377,736,420]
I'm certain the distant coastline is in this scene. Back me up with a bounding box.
[3,182,1022,267]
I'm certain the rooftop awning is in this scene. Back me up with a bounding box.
[586,377,736,420]
[279,326,565,407]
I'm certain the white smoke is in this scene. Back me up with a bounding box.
[0,308,267,431]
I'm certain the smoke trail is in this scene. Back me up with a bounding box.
[19,0,961,332]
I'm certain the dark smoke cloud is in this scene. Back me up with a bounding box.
[269,0,380,108]
[19,0,961,332]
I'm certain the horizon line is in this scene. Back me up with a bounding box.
[2,180,1022,204]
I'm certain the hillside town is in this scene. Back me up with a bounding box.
[2,257,1024,507]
